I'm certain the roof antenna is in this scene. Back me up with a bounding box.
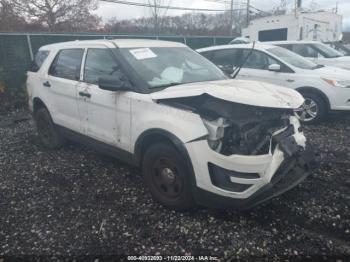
[232,41,256,79]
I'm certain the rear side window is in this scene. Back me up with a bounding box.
[84,49,123,85]
[49,49,84,81]
[211,49,241,67]
[291,44,318,58]
[29,50,50,72]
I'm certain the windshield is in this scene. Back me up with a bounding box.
[312,43,344,58]
[335,43,350,56]
[268,46,319,70]
[119,47,227,89]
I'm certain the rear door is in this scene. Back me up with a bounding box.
[46,48,84,132]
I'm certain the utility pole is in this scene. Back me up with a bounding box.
[335,1,338,14]
[229,0,234,36]
[154,0,159,37]
[246,0,250,27]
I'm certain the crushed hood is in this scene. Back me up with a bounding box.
[151,79,304,109]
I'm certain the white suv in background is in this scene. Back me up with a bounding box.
[198,43,350,123]
[27,39,315,210]
[268,41,350,70]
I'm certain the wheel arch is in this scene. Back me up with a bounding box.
[33,97,48,113]
[295,86,330,111]
[134,128,190,167]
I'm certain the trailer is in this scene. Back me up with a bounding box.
[242,11,342,42]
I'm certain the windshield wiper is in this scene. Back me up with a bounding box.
[232,41,256,79]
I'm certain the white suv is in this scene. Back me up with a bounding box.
[198,43,350,123]
[26,39,315,210]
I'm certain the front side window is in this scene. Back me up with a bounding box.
[49,49,84,81]
[119,47,227,89]
[84,49,123,85]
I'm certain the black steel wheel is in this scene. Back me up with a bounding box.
[34,108,65,149]
[142,143,195,210]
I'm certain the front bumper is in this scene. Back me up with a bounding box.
[185,116,317,209]
[192,146,316,210]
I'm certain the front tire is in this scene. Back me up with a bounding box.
[142,143,195,211]
[294,92,327,124]
[34,108,65,149]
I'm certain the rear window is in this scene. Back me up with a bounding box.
[29,50,50,72]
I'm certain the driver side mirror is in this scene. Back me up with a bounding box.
[98,76,132,92]
[268,64,281,72]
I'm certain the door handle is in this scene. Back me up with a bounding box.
[79,91,91,98]
[43,81,51,87]
[286,79,295,82]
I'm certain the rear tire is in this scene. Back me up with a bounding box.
[34,108,65,149]
[294,92,327,124]
[142,143,195,211]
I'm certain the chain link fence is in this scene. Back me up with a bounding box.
[0,33,232,96]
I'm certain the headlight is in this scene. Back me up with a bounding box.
[322,78,350,88]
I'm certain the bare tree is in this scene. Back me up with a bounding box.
[147,0,171,36]
[14,0,101,32]
[0,0,25,31]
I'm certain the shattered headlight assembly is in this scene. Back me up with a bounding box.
[322,78,350,88]
[202,117,229,152]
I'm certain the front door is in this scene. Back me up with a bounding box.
[77,48,131,151]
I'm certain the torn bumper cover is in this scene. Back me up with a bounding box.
[185,117,317,210]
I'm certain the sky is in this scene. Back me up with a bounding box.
[95,0,350,31]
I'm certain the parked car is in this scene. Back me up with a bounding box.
[267,41,350,70]
[324,41,350,56]
[27,39,314,210]
[198,43,350,123]
[229,37,251,45]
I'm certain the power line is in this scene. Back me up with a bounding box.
[100,0,246,12]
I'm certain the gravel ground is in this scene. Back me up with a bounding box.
[0,108,349,261]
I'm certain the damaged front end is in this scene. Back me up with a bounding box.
[158,93,316,209]
[160,94,307,156]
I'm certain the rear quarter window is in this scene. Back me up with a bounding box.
[29,50,50,72]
